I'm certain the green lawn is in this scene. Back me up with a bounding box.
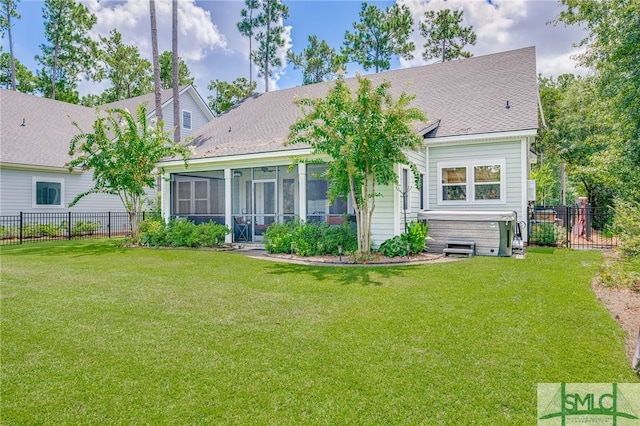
[1,240,637,424]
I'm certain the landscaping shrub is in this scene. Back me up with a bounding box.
[22,222,62,238]
[0,225,17,239]
[529,222,565,246]
[263,218,357,256]
[615,199,640,258]
[378,221,429,257]
[62,220,102,236]
[140,218,229,248]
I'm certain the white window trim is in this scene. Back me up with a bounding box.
[32,177,65,208]
[182,109,192,130]
[437,159,506,205]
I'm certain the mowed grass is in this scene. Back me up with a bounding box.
[1,240,637,424]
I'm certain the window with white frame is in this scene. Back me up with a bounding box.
[438,160,505,204]
[33,178,63,208]
[182,110,192,130]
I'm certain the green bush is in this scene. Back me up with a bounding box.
[140,218,229,248]
[378,221,429,258]
[530,222,565,246]
[140,217,167,246]
[0,225,17,239]
[22,223,62,238]
[615,199,640,258]
[185,221,230,248]
[62,220,102,236]
[264,219,357,257]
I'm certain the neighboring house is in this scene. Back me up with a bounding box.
[157,47,539,248]
[0,85,214,216]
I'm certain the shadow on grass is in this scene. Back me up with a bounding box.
[0,239,126,257]
[263,261,414,286]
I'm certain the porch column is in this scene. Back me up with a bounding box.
[224,168,232,243]
[161,171,171,223]
[298,163,307,221]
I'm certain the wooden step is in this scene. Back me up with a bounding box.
[443,247,474,257]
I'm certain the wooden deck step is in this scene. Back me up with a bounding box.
[444,239,475,257]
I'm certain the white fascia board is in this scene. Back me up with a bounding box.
[158,147,317,170]
[0,162,83,174]
[425,129,538,145]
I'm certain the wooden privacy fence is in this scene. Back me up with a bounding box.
[528,205,619,249]
[0,212,146,245]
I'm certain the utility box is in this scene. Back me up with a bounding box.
[418,210,517,257]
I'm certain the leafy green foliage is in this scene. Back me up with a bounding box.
[342,2,414,73]
[287,35,345,85]
[67,104,191,243]
[140,217,229,248]
[158,50,194,90]
[264,219,357,256]
[21,223,62,238]
[95,29,153,103]
[61,220,101,236]
[36,0,99,101]
[0,52,38,93]
[420,9,476,62]
[378,221,429,257]
[615,199,640,259]
[529,222,566,247]
[0,225,17,239]
[288,76,426,255]
[207,77,256,116]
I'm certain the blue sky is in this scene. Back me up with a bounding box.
[2,0,587,100]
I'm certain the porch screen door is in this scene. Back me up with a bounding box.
[253,180,276,242]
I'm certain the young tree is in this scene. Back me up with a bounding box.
[237,0,260,86]
[0,51,38,93]
[159,50,194,90]
[288,76,426,256]
[287,35,345,85]
[172,0,180,144]
[0,0,20,90]
[98,29,153,102]
[150,0,163,124]
[342,2,414,73]
[67,104,191,243]
[420,9,476,62]
[36,0,99,101]
[207,77,256,116]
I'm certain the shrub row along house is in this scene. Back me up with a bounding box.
[157,47,539,250]
[0,47,539,253]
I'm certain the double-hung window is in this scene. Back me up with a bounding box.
[438,160,505,204]
[33,177,64,208]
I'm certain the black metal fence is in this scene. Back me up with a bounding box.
[528,205,619,249]
[0,212,145,246]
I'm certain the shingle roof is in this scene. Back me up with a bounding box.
[0,90,97,169]
[186,47,538,161]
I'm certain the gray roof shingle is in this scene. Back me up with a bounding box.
[187,47,538,161]
[0,90,97,169]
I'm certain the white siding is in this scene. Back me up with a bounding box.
[426,139,525,221]
[160,91,210,140]
[0,168,156,216]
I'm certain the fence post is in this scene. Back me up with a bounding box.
[19,212,23,244]
[68,211,72,240]
[108,212,111,238]
[566,206,571,248]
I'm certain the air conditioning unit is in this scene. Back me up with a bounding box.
[527,179,536,202]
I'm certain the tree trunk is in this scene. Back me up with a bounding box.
[51,40,60,99]
[7,10,16,91]
[264,1,270,92]
[172,0,180,143]
[150,0,163,125]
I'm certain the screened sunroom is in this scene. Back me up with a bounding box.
[168,163,354,243]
